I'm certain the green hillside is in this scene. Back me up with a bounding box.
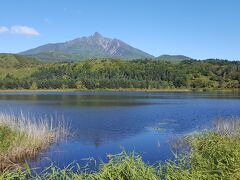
[0,58,239,90]
[0,53,42,68]
[0,54,43,79]
[156,55,192,63]
[26,52,82,62]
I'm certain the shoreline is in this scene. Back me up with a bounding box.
[0,113,67,170]
[1,117,240,178]
[0,88,239,93]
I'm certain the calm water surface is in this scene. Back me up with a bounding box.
[0,91,240,169]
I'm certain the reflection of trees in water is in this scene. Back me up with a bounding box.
[71,114,169,147]
[73,124,146,147]
[0,92,240,103]
[0,94,157,107]
[71,118,185,147]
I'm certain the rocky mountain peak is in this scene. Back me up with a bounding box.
[93,32,102,37]
[20,33,154,61]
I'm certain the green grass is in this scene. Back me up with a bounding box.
[0,126,17,153]
[0,113,68,170]
[86,152,158,180]
[0,152,159,180]
[160,117,240,179]
[160,131,240,179]
[1,118,240,179]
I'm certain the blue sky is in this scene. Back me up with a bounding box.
[0,0,240,60]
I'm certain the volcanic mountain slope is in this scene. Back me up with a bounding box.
[20,32,154,61]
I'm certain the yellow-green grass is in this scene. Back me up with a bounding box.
[0,152,159,180]
[1,117,240,179]
[0,113,68,170]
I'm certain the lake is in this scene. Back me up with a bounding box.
[0,91,240,169]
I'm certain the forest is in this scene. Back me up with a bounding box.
[0,58,239,90]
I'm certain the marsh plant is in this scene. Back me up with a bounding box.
[1,117,240,179]
[0,152,160,180]
[161,117,240,179]
[213,117,240,136]
[0,112,69,170]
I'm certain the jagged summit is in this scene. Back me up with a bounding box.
[20,33,154,62]
[93,32,102,37]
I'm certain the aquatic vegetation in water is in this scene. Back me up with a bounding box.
[1,117,240,179]
[0,152,159,180]
[0,112,69,170]
[161,117,240,179]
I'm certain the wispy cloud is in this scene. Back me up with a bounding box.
[0,25,40,36]
[10,26,40,36]
[0,26,9,33]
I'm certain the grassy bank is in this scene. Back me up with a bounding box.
[1,117,240,179]
[0,113,68,170]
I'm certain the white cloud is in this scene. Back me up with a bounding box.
[0,26,9,33]
[10,26,40,36]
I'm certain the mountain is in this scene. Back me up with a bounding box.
[156,55,192,64]
[20,32,154,62]
[0,53,42,68]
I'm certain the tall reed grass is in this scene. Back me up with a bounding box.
[213,116,240,136]
[0,112,68,170]
[1,117,240,179]
[161,117,240,179]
